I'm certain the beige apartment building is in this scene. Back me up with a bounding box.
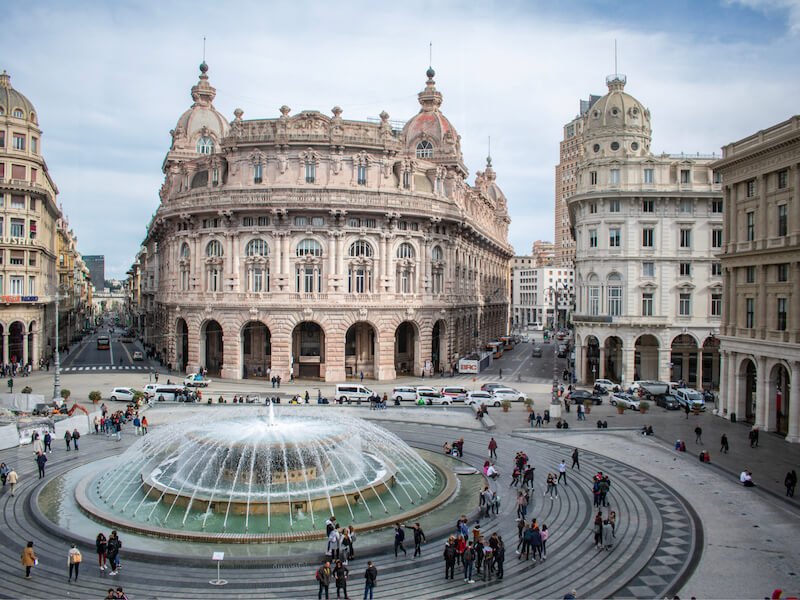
[131,64,513,381]
[712,116,800,442]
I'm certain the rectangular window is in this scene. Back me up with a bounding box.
[10,218,24,238]
[11,194,24,209]
[746,266,756,283]
[28,251,36,266]
[644,169,654,185]
[680,228,692,248]
[27,276,35,296]
[711,293,722,317]
[608,287,622,316]
[589,229,597,248]
[712,262,722,277]
[680,262,691,277]
[294,216,308,226]
[242,217,255,227]
[711,199,723,213]
[590,171,598,185]
[12,134,25,151]
[311,216,325,227]
[348,218,360,228]
[10,276,23,295]
[746,211,755,241]
[31,137,38,154]
[357,164,367,185]
[402,171,410,189]
[746,180,756,197]
[609,228,621,247]
[589,202,597,214]
[642,292,653,317]
[212,167,219,185]
[29,220,36,239]
[680,169,691,184]
[253,163,262,183]
[0,131,4,148]
[679,293,691,316]
[777,298,787,331]
[0,164,3,179]
[30,168,37,184]
[642,198,654,212]
[777,204,788,236]
[745,298,755,328]
[257,216,270,226]
[778,263,788,282]
[12,165,25,180]
[363,218,376,228]
[0,275,3,294]
[712,229,723,248]
[777,170,788,189]
[588,287,600,315]
[642,262,655,277]
[9,250,24,265]
[608,198,620,212]
[642,227,654,247]
[609,169,620,185]
[0,216,3,236]
[305,162,316,184]
[680,198,692,213]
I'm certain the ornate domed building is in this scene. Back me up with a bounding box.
[132,64,513,381]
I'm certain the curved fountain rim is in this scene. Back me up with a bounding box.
[71,450,458,544]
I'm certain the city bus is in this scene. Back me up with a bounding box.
[486,341,503,359]
[500,336,514,350]
[97,335,110,350]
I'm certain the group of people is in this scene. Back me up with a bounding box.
[19,532,123,585]
[315,559,377,600]
[325,516,357,564]
[443,517,506,582]
[96,530,124,576]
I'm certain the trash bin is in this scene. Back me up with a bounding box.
[730,412,737,423]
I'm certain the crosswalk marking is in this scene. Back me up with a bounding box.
[60,365,150,373]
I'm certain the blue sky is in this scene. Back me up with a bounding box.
[2,0,799,278]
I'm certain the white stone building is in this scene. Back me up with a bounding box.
[510,257,573,330]
[131,64,513,381]
[568,74,723,388]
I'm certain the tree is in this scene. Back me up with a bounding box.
[89,390,102,404]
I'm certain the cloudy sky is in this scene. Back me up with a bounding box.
[2,0,799,279]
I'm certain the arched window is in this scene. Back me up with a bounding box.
[296,238,323,257]
[431,245,443,261]
[245,239,269,257]
[397,242,415,259]
[348,240,373,257]
[13,109,24,118]
[607,273,623,317]
[206,239,223,257]
[196,136,214,154]
[180,243,191,258]
[416,140,433,159]
[587,274,600,316]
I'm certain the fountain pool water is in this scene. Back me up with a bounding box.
[74,408,449,542]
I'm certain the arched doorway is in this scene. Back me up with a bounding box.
[770,363,791,435]
[604,336,623,383]
[27,321,35,365]
[394,321,418,375]
[8,321,25,365]
[585,336,600,382]
[432,320,446,375]
[175,318,188,373]
[671,334,699,387]
[201,320,223,376]
[292,322,325,380]
[740,358,757,423]
[634,334,660,381]
[701,336,720,391]
[345,322,375,379]
[242,321,271,379]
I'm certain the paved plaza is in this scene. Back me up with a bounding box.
[0,368,798,599]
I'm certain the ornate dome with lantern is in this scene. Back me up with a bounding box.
[0,70,38,124]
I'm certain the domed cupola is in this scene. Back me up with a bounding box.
[402,67,466,174]
[0,70,39,124]
[165,62,229,169]
[583,74,652,158]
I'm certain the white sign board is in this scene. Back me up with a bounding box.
[212,552,224,561]
[458,359,479,374]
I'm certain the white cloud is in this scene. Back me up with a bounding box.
[725,0,800,33]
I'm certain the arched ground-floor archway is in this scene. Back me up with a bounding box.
[8,321,25,365]
[585,336,600,382]
[201,320,224,376]
[701,336,720,391]
[242,321,271,379]
[739,358,757,423]
[292,321,325,380]
[671,334,700,388]
[395,321,419,376]
[175,318,189,373]
[635,334,660,381]
[603,336,623,383]
[345,322,375,379]
[431,319,447,375]
[769,363,791,436]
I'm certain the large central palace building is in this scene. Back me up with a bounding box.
[131,64,513,381]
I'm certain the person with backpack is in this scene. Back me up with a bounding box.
[462,541,475,583]
[107,531,122,576]
[68,543,82,582]
[393,522,407,557]
[316,561,332,599]
[72,428,81,451]
[64,429,72,451]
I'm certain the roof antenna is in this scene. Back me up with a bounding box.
[203,37,207,63]
[487,136,492,167]
[614,39,618,76]
[429,41,432,68]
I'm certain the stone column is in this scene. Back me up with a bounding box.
[793,261,800,344]
[273,232,282,277]
[786,360,800,443]
[376,321,397,380]
[755,355,768,429]
[599,347,606,378]
[324,324,346,382]
[220,320,241,381]
[696,354,704,391]
[226,233,234,291]
[187,316,201,375]
[269,321,292,384]
[622,345,636,387]
[719,350,729,416]
[2,333,8,365]
[193,236,202,291]
[22,333,28,365]
[578,345,587,383]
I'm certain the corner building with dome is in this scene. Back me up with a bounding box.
[132,64,513,381]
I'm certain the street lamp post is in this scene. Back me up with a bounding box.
[52,293,61,402]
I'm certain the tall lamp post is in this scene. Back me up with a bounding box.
[52,291,62,402]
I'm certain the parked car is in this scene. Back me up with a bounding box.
[593,379,619,393]
[556,344,568,358]
[531,346,543,358]
[674,388,706,411]
[335,384,373,403]
[610,392,640,410]
[184,373,211,387]
[416,387,450,405]
[132,350,143,361]
[480,382,505,393]
[655,394,681,410]
[466,390,499,407]
[440,386,469,402]
[567,390,603,405]
[109,387,135,402]
[143,384,185,402]
[492,387,528,403]
[392,386,418,402]
[630,380,670,396]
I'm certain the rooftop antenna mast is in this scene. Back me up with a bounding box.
[203,36,206,63]
[487,136,492,167]
[429,41,432,67]
[614,39,618,76]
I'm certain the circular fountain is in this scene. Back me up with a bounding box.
[74,406,452,542]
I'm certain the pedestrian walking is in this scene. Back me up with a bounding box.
[141,415,148,434]
[7,468,18,495]
[68,543,82,582]
[545,472,558,499]
[0,462,8,487]
[96,533,108,571]
[488,437,498,460]
[540,524,549,559]
[522,465,535,488]
[720,434,729,454]
[499,368,503,379]
[593,511,603,549]
[44,431,52,453]
[571,447,580,470]
[363,561,377,600]
[107,531,122,575]
[72,429,81,451]
[510,466,520,487]
[404,522,426,557]
[35,451,47,479]
[333,559,349,599]
[20,541,37,579]
[785,470,797,497]
[684,403,690,419]
[694,426,703,444]
[443,540,457,579]
[557,460,567,485]
[462,542,475,582]
[64,429,72,451]
[495,536,505,579]
[393,522,407,557]
[316,561,332,600]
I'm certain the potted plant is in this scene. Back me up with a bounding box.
[89,391,102,404]
[639,400,650,414]
[21,385,33,394]
[616,403,626,415]
[60,389,71,403]
[501,399,512,413]
[133,390,146,406]
[584,402,592,415]
[524,398,534,413]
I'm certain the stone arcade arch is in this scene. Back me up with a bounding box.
[241,321,272,379]
[603,336,623,383]
[175,318,189,373]
[345,322,376,379]
[431,319,447,375]
[700,336,721,391]
[394,321,419,376]
[671,334,700,388]
[292,321,325,380]
[769,362,792,436]
[585,336,600,382]
[634,334,660,381]
[739,358,758,423]
[8,321,25,364]
[200,320,224,376]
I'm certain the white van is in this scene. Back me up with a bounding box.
[392,386,418,402]
[143,384,185,402]
[335,384,374,403]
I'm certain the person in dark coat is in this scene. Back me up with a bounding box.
[35,451,47,479]
[72,428,81,451]
[393,523,407,557]
[363,561,377,600]
[786,470,797,497]
[332,559,348,599]
[443,541,457,579]
[495,536,505,579]
[316,561,332,600]
[64,429,72,451]
[404,523,426,557]
[106,531,122,575]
